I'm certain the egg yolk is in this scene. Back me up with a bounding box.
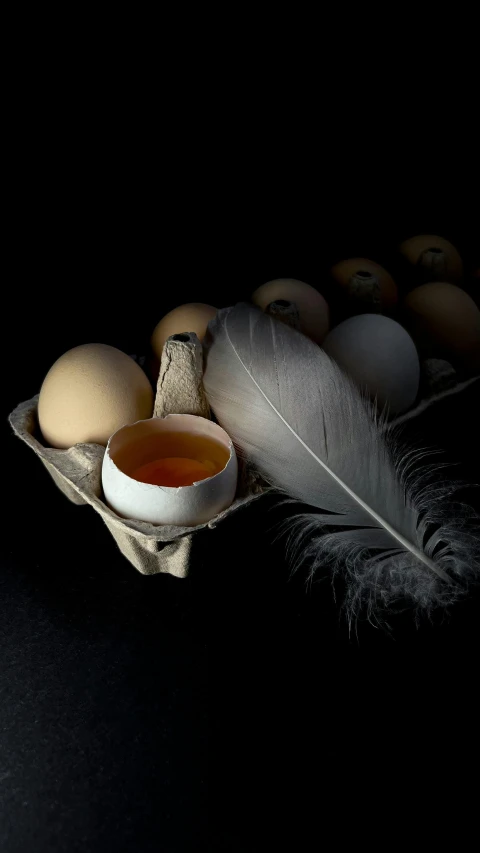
[132,457,217,487]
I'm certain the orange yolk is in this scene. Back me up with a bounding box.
[132,457,216,487]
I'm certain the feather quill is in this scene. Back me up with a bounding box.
[203,303,479,620]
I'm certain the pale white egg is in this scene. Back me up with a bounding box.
[322,314,420,415]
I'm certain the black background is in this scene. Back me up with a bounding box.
[2,154,480,853]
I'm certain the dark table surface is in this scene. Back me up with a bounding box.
[3,378,479,853]
[2,207,479,851]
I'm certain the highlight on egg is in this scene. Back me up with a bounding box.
[251,279,329,344]
[151,303,217,363]
[102,414,238,526]
[38,343,154,449]
[399,234,463,283]
[330,257,398,312]
[322,314,420,415]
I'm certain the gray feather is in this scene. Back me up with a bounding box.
[203,303,480,620]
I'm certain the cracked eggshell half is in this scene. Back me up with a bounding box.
[101,414,238,526]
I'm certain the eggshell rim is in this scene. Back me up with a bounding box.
[104,413,236,492]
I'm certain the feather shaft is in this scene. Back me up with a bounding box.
[204,303,479,616]
[224,323,449,581]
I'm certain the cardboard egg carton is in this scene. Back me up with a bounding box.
[9,301,479,578]
[9,332,262,578]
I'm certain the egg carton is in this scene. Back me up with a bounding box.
[9,332,263,578]
[9,302,479,578]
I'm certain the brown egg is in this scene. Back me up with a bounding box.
[38,344,154,449]
[252,279,329,344]
[151,303,217,361]
[404,282,480,374]
[399,235,463,283]
[330,258,397,312]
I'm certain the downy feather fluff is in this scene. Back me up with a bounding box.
[203,303,480,620]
